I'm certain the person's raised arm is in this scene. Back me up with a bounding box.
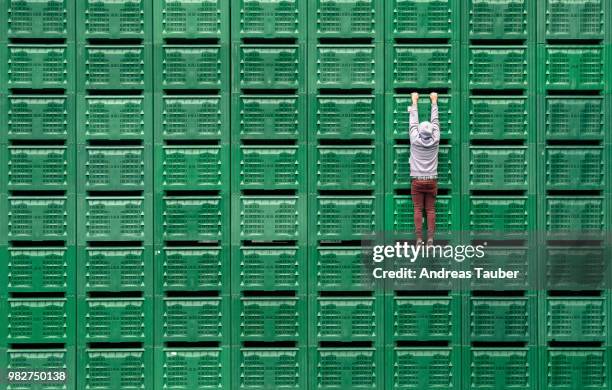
[430,92,440,145]
[409,92,419,143]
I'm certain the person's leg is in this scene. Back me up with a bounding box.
[425,187,436,243]
[411,182,424,242]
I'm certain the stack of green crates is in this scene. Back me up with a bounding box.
[538,2,609,390]
[75,0,153,387]
[1,1,610,389]
[1,0,76,385]
[153,1,231,389]
[232,1,308,388]
[308,1,386,389]
[384,1,462,388]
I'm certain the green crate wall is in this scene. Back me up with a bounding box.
[459,3,543,389]
[307,2,386,389]
[1,1,612,390]
[74,0,154,388]
[384,1,462,388]
[0,0,77,385]
[152,1,231,388]
[230,1,308,389]
[535,4,611,390]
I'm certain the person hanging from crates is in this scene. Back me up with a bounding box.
[408,92,440,247]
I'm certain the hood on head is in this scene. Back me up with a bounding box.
[419,121,433,139]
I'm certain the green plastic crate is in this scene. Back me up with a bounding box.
[163,196,223,241]
[160,0,224,39]
[468,0,528,39]
[82,298,146,342]
[545,97,604,140]
[83,96,147,140]
[7,95,70,140]
[468,97,528,140]
[315,246,374,291]
[239,146,300,189]
[84,0,145,39]
[162,145,224,189]
[469,246,530,290]
[313,0,379,38]
[545,196,604,236]
[546,297,606,342]
[466,197,529,236]
[7,0,68,38]
[7,146,68,189]
[546,348,607,389]
[240,196,299,240]
[392,145,453,190]
[239,348,302,389]
[237,0,302,38]
[162,297,223,341]
[545,46,604,90]
[84,146,145,190]
[8,45,68,88]
[468,146,528,190]
[389,0,453,39]
[235,95,302,140]
[160,96,224,140]
[468,348,534,390]
[545,146,604,189]
[392,297,456,341]
[317,146,376,190]
[83,349,148,389]
[316,297,377,341]
[159,348,226,389]
[469,46,527,89]
[84,46,145,89]
[161,45,225,89]
[391,195,454,236]
[239,297,301,340]
[161,247,224,291]
[316,196,376,241]
[8,298,68,343]
[314,95,379,140]
[315,45,380,89]
[7,247,68,292]
[83,247,146,292]
[7,349,71,385]
[468,196,528,237]
[389,347,456,389]
[390,94,453,140]
[391,45,452,89]
[316,348,378,389]
[544,246,606,290]
[85,197,145,241]
[469,297,532,342]
[8,196,68,240]
[238,246,301,290]
[545,0,604,39]
[237,45,301,90]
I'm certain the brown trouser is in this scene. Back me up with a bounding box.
[411,179,438,240]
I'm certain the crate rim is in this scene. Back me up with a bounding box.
[85,44,144,50]
[163,246,222,250]
[8,145,68,150]
[163,195,222,200]
[240,245,297,249]
[87,196,145,200]
[8,43,68,48]
[163,44,222,49]
[240,296,299,302]
[86,145,145,150]
[8,297,67,303]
